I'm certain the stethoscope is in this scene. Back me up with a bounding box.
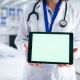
[27,0,68,28]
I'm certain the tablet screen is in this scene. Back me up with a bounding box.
[28,32,73,64]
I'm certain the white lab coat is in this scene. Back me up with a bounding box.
[15,1,80,80]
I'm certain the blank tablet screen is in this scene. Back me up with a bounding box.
[28,32,73,64]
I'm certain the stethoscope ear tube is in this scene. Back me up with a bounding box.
[27,0,40,21]
[27,12,39,21]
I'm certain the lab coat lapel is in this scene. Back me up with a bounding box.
[37,1,44,16]
[53,1,66,26]
[37,1,52,25]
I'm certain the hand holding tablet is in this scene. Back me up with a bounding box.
[28,32,73,64]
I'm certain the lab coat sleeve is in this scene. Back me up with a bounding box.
[15,8,31,53]
[73,9,80,60]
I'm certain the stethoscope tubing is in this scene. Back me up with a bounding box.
[27,0,40,21]
[27,0,68,27]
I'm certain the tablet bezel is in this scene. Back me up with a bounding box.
[28,32,73,64]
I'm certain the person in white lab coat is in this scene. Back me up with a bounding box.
[15,0,80,80]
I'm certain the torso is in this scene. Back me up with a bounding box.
[27,1,75,33]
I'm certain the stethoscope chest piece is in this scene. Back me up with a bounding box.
[60,20,67,27]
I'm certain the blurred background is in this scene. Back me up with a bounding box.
[0,0,33,48]
[0,0,80,80]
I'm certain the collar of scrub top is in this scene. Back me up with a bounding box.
[43,0,62,32]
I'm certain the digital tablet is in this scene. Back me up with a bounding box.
[28,32,73,64]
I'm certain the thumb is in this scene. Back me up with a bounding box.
[73,48,78,53]
[24,43,28,49]
[23,43,28,53]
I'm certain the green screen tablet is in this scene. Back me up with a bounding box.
[28,32,73,64]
